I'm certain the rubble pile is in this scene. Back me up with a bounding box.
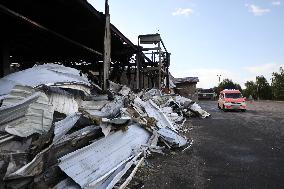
[0,64,210,189]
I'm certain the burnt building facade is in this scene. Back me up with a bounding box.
[0,1,170,91]
[174,77,199,101]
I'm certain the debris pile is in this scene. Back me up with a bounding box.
[0,64,210,189]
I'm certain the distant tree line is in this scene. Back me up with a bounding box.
[214,67,284,101]
[213,79,242,95]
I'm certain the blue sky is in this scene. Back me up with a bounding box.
[88,0,284,88]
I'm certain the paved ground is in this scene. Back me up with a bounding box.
[131,100,284,189]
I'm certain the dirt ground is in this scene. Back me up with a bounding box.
[130,100,284,189]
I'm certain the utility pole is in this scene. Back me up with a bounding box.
[256,76,259,100]
[217,74,222,83]
[103,0,111,91]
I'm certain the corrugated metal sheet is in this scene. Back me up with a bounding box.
[0,85,54,137]
[142,99,177,132]
[48,92,79,115]
[55,125,100,145]
[134,97,187,147]
[58,124,150,189]
[0,91,39,126]
[0,64,91,96]
[157,128,187,147]
[53,113,81,143]
[82,96,124,118]
[80,100,109,111]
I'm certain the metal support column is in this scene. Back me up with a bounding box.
[166,67,170,89]
[158,41,162,89]
[136,37,140,90]
[166,52,171,89]
[136,53,140,90]
[103,0,111,90]
[0,40,10,78]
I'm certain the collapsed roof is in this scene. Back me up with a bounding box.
[0,64,210,188]
[0,0,136,65]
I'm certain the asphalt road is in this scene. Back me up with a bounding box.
[131,100,284,189]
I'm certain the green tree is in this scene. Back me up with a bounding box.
[256,76,272,100]
[214,79,242,95]
[243,81,257,99]
[271,67,284,100]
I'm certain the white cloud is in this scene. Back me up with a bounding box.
[172,8,194,16]
[244,63,278,74]
[245,4,271,16]
[243,63,284,83]
[272,1,281,6]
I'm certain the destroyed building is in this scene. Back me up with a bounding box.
[0,1,210,188]
[174,77,199,101]
[0,65,210,188]
[0,1,171,91]
[198,88,216,100]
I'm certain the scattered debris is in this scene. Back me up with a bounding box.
[182,139,194,152]
[0,64,210,188]
[0,85,54,137]
[0,64,91,96]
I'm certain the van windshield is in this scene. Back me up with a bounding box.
[225,93,242,99]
